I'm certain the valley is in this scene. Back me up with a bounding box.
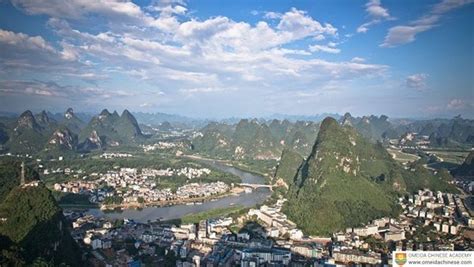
[0,108,472,266]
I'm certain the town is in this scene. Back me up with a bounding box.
[52,166,231,208]
[67,188,473,266]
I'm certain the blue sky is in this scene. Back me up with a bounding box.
[0,0,472,119]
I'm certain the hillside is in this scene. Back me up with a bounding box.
[282,117,457,235]
[0,162,82,265]
[452,151,474,179]
[0,159,39,202]
[274,148,304,187]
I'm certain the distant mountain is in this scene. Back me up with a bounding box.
[0,108,144,153]
[6,110,52,153]
[79,109,145,148]
[35,110,56,129]
[192,119,319,160]
[339,113,399,141]
[78,130,103,151]
[192,122,234,158]
[282,117,457,235]
[46,127,78,152]
[0,160,82,266]
[133,112,206,128]
[60,108,85,134]
[263,113,341,122]
[394,116,474,148]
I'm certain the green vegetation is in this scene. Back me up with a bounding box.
[104,196,124,204]
[274,148,304,186]
[282,117,457,236]
[0,159,39,202]
[181,205,246,224]
[78,109,145,151]
[341,113,397,142]
[53,192,98,208]
[0,183,82,266]
[192,119,319,161]
[230,158,277,177]
[403,162,458,194]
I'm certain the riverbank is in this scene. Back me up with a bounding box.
[184,154,271,180]
[99,186,246,210]
[83,158,271,223]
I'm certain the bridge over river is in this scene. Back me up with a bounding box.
[238,183,273,190]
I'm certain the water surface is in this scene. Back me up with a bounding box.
[86,159,271,222]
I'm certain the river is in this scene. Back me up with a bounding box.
[86,158,271,223]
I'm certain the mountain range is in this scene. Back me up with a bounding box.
[192,119,320,160]
[0,108,145,154]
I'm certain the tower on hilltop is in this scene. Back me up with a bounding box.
[20,161,25,185]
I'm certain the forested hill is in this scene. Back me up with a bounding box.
[282,117,458,235]
[0,160,82,266]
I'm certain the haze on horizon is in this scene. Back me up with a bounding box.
[0,0,473,119]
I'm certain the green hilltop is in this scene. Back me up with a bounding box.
[0,161,82,266]
[79,109,144,148]
[282,117,458,235]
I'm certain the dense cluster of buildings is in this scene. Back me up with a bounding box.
[66,200,333,267]
[142,142,186,152]
[248,200,304,240]
[63,185,474,266]
[99,152,133,159]
[52,166,227,206]
[331,188,473,264]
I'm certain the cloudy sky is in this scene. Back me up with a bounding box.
[0,0,472,118]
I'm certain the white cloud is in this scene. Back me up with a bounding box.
[0,80,128,99]
[309,44,341,54]
[11,0,143,19]
[264,11,282,19]
[357,0,393,33]
[0,29,55,52]
[0,29,96,78]
[447,98,471,110]
[2,4,391,114]
[381,0,473,47]
[366,0,390,18]
[277,8,337,39]
[180,87,226,94]
[381,25,433,47]
[406,73,428,89]
[351,57,366,63]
